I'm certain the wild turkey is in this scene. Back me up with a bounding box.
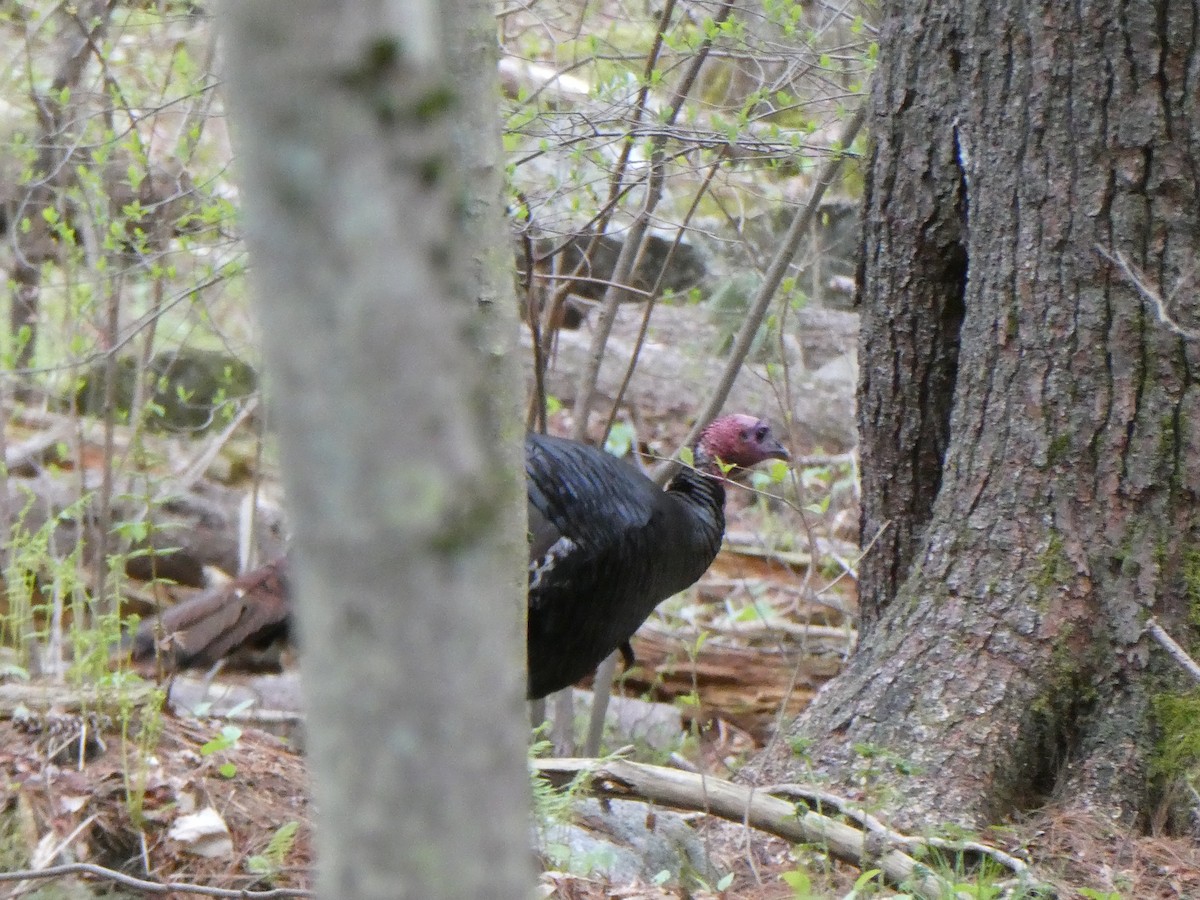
[525,414,787,698]
[130,414,789,698]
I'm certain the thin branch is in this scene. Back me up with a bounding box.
[3,267,239,380]
[168,396,261,492]
[660,102,867,480]
[766,783,1031,875]
[1144,617,1200,684]
[0,862,311,898]
[598,151,729,445]
[1095,245,1200,340]
[571,0,737,441]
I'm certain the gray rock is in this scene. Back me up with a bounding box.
[537,797,717,887]
[542,689,685,753]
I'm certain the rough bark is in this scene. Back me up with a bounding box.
[852,0,967,633]
[749,0,1200,832]
[220,1,533,898]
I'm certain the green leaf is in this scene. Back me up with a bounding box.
[200,724,242,756]
[605,422,635,458]
[733,605,759,623]
[852,868,882,891]
[780,868,811,897]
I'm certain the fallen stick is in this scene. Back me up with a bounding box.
[534,756,1044,899]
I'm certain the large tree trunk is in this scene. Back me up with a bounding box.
[750,0,1200,831]
[220,1,533,897]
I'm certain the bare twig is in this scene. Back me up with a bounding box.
[660,102,868,480]
[571,0,737,441]
[1096,245,1200,340]
[169,396,261,491]
[1144,617,1200,684]
[766,783,1031,875]
[0,863,311,898]
[92,270,124,614]
[597,151,729,445]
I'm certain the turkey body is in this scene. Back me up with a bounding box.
[525,432,724,699]
[131,415,788,700]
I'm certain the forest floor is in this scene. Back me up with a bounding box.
[3,695,1199,900]
[0,311,1198,899]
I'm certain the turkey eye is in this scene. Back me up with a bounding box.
[755,425,768,441]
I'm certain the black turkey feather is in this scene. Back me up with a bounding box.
[526,432,726,698]
[128,414,789,700]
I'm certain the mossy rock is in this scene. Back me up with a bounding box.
[74,348,258,432]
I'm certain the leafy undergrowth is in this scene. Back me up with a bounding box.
[2,702,1197,900]
[3,391,1194,899]
[0,707,312,897]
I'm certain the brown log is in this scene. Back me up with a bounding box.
[613,627,846,740]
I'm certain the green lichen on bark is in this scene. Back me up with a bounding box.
[1028,625,1098,718]
[426,473,507,556]
[1158,413,1179,468]
[1183,546,1200,635]
[1150,690,1200,780]
[1045,433,1071,468]
[1030,530,1074,613]
[411,84,457,122]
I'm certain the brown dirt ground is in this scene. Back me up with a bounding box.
[0,709,313,897]
[0,377,1196,898]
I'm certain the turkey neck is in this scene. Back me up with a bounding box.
[664,445,728,556]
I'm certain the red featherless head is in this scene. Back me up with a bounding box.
[695,414,790,473]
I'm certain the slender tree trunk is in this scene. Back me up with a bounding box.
[220,2,532,897]
[750,0,1200,832]
[8,0,116,385]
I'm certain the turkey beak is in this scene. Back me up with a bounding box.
[766,439,790,462]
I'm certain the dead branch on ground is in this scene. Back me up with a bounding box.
[534,756,1048,899]
[0,863,311,898]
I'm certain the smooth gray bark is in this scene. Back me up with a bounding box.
[220,1,532,897]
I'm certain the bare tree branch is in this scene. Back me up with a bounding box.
[1144,617,1200,684]
[571,0,737,441]
[663,102,868,480]
[0,862,311,898]
[534,757,1045,898]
